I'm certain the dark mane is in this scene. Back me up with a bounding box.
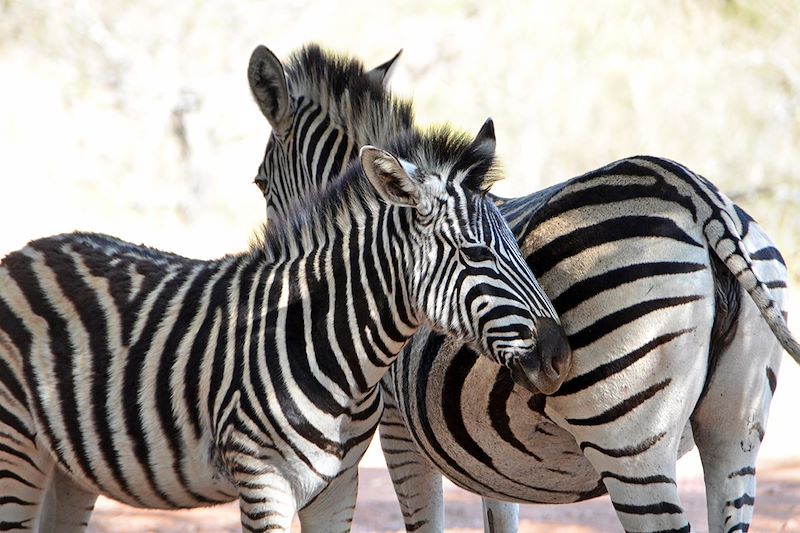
[251,125,501,261]
[250,160,373,262]
[383,125,502,195]
[284,44,414,135]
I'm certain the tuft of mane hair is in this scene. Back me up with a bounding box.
[285,43,414,134]
[249,160,374,264]
[383,125,504,196]
[250,124,502,262]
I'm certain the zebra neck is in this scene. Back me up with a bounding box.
[253,203,420,399]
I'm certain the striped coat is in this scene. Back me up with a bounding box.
[246,43,800,533]
[0,127,565,532]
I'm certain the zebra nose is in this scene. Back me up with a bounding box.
[510,317,572,395]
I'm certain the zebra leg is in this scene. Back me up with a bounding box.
[0,428,54,532]
[235,473,296,533]
[691,300,784,532]
[379,379,444,531]
[298,467,358,533]
[592,446,689,533]
[548,343,709,531]
[37,466,97,533]
[481,498,519,533]
[0,342,55,532]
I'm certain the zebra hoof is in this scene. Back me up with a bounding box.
[510,317,572,394]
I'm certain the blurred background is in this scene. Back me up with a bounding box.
[1,0,798,531]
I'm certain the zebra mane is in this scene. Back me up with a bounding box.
[385,125,502,195]
[251,125,502,262]
[284,44,415,145]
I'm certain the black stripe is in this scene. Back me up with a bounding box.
[307,113,332,182]
[530,216,703,279]
[285,258,346,417]
[257,263,333,482]
[0,299,31,408]
[0,496,34,506]
[613,500,683,515]
[488,371,543,462]
[553,262,706,314]
[728,466,756,479]
[569,296,703,351]
[442,347,495,468]
[416,343,579,497]
[156,263,221,504]
[0,519,31,531]
[0,468,39,490]
[351,209,392,367]
[601,471,676,485]
[0,442,41,471]
[765,366,777,395]
[726,493,755,509]
[555,329,692,397]
[565,379,671,426]
[331,225,367,390]
[580,431,666,458]
[184,261,238,440]
[313,117,339,183]
[306,243,351,395]
[329,134,351,179]
[123,264,188,506]
[48,243,143,504]
[534,162,697,226]
[19,245,100,487]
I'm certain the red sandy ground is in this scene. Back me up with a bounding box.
[86,459,800,532]
[87,350,800,532]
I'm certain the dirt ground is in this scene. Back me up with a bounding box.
[87,459,800,533]
[87,352,800,533]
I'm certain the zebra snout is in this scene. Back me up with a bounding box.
[509,317,572,395]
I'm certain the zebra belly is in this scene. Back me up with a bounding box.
[391,334,604,504]
[33,410,238,510]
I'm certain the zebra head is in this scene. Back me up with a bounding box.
[360,121,571,395]
[248,44,570,392]
[247,44,410,227]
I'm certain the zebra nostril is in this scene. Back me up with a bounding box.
[521,326,534,342]
[508,318,572,395]
[506,352,521,368]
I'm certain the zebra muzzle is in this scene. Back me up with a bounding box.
[509,317,572,395]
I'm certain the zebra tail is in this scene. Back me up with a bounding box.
[704,202,800,366]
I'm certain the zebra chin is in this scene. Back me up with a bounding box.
[506,317,573,395]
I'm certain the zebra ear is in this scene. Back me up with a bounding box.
[360,146,420,209]
[248,45,291,131]
[470,118,496,156]
[365,49,403,86]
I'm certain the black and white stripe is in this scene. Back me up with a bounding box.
[249,44,411,227]
[0,127,565,532]
[248,43,800,533]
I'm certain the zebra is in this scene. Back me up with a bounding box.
[247,43,800,533]
[0,125,570,532]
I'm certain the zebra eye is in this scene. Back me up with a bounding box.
[254,177,268,194]
[461,244,494,263]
